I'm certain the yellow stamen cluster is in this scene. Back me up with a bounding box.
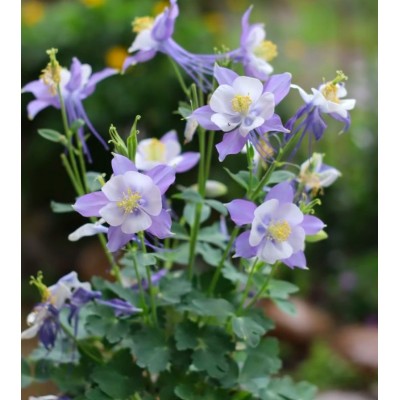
[268,220,291,242]
[29,271,52,303]
[132,16,154,33]
[117,188,142,214]
[254,40,278,62]
[40,48,62,95]
[143,139,167,161]
[231,95,252,114]
[321,70,348,103]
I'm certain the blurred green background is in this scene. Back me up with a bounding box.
[21,0,377,397]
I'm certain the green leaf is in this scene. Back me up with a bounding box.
[175,321,200,351]
[273,298,297,315]
[268,170,296,185]
[21,358,33,388]
[51,363,87,393]
[222,263,248,285]
[223,167,248,190]
[198,223,229,249]
[232,317,267,348]
[70,118,85,132]
[158,274,192,305]
[50,201,74,213]
[205,199,228,216]
[269,279,299,300]
[188,298,235,318]
[264,376,318,400]
[37,128,66,144]
[85,387,113,400]
[173,188,203,203]
[196,242,222,267]
[306,230,328,243]
[86,171,104,192]
[130,327,171,374]
[183,203,211,226]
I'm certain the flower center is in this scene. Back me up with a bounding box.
[231,95,252,114]
[132,16,154,32]
[268,220,291,242]
[253,40,278,61]
[117,189,142,214]
[143,138,167,161]
[40,63,61,96]
[321,83,340,103]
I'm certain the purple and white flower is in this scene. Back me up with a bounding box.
[21,272,95,349]
[230,6,278,81]
[22,57,117,161]
[135,130,199,172]
[298,153,341,193]
[73,154,176,252]
[226,182,325,268]
[123,0,224,91]
[286,71,356,145]
[190,64,290,161]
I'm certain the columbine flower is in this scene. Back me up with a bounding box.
[298,153,341,194]
[73,154,176,252]
[286,71,356,145]
[190,64,290,161]
[226,182,325,268]
[96,299,142,317]
[22,56,117,161]
[122,0,225,91]
[230,6,278,80]
[21,272,94,349]
[135,130,200,172]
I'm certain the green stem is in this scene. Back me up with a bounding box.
[130,246,149,320]
[208,225,240,295]
[245,262,280,309]
[169,58,191,99]
[238,257,259,313]
[60,154,82,195]
[75,137,89,193]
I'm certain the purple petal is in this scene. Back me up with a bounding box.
[174,152,200,172]
[301,215,325,235]
[145,165,176,195]
[107,226,134,252]
[161,129,178,143]
[263,73,292,105]
[265,182,294,203]
[73,191,109,217]
[83,68,118,98]
[258,113,289,133]
[213,64,239,86]
[151,0,179,41]
[27,99,53,119]
[147,209,172,239]
[309,108,327,141]
[215,129,248,161]
[226,199,256,226]
[330,112,351,132]
[122,51,157,71]
[112,154,137,175]
[234,231,257,259]
[190,106,220,131]
[240,6,253,46]
[66,57,85,92]
[97,298,141,316]
[282,251,307,269]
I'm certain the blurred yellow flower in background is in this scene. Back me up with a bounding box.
[80,0,105,8]
[105,46,128,70]
[203,12,225,35]
[22,1,45,27]
[153,1,170,15]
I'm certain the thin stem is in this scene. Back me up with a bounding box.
[246,142,254,195]
[75,138,89,193]
[204,130,215,187]
[130,246,149,320]
[60,154,82,195]
[238,257,259,313]
[245,262,280,309]
[208,225,240,295]
[169,58,191,99]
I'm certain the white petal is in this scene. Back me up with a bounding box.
[124,170,155,194]
[254,199,279,219]
[209,85,236,114]
[238,115,264,136]
[258,240,292,264]
[232,76,263,102]
[102,175,126,201]
[128,30,157,52]
[68,222,108,241]
[246,25,265,48]
[164,139,181,161]
[291,84,314,104]
[252,92,275,120]
[339,99,356,111]
[274,203,303,225]
[287,226,305,253]
[121,209,152,234]
[99,202,126,226]
[211,113,241,132]
[139,185,162,216]
[319,168,341,187]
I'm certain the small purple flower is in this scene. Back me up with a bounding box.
[73,155,176,252]
[21,272,94,349]
[286,71,356,147]
[298,152,341,194]
[226,182,325,268]
[190,65,290,161]
[22,57,117,161]
[122,0,224,91]
[135,130,200,173]
[129,268,167,290]
[230,6,278,81]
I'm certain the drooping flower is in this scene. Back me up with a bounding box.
[122,0,225,91]
[226,182,325,268]
[96,298,142,317]
[22,56,117,161]
[190,64,290,161]
[298,153,341,194]
[229,6,278,80]
[21,272,95,349]
[286,71,356,147]
[135,130,200,172]
[73,154,176,252]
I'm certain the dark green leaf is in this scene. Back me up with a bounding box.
[269,279,299,300]
[173,189,202,203]
[158,274,192,305]
[223,167,248,190]
[196,242,222,266]
[85,387,113,400]
[175,321,200,351]
[273,298,297,315]
[268,171,296,185]
[38,128,66,144]
[183,203,211,226]
[21,358,33,388]
[189,298,235,318]
[232,317,267,348]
